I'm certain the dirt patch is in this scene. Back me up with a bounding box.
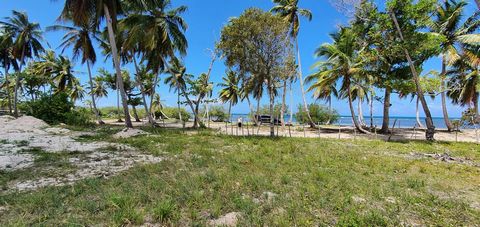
[0,116,163,192]
[409,152,480,167]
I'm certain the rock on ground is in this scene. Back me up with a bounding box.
[208,212,241,227]
[113,128,149,139]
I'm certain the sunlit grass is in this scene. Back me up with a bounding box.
[1,130,479,226]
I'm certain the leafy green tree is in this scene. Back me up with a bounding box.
[218,8,293,136]
[0,10,45,117]
[271,0,315,126]
[296,104,339,125]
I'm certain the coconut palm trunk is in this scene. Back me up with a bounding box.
[132,57,155,126]
[3,59,12,114]
[295,39,314,127]
[416,96,424,128]
[472,92,479,117]
[245,95,258,125]
[380,86,391,133]
[87,60,104,124]
[131,104,140,122]
[104,4,132,128]
[269,81,275,137]
[289,80,294,124]
[347,83,370,134]
[440,57,453,131]
[281,80,287,129]
[369,89,374,129]
[193,53,216,128]
[357,97,366,126]
[391,12,435,140]
[13,47,25,118]
[177,92,183,125]
[149,73,160,116]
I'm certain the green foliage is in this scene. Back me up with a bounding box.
[21,92,74,125]
[204,106,228,122]
[160,107,190,121]
[295,104,339,124]
[258,104,288,117]
[20,92,93,126]
[64,107,95,127]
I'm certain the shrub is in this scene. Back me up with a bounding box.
[259,104,288,117]
[201,106,228,122]
[20,92,74,125]
[295,104,339,125]
[64,107,95,127]
[20,92,94,126]
[159,107,191,121]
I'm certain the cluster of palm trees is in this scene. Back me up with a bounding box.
[305,0,479,140]
[0,0,190,128]
[0,0,479,141]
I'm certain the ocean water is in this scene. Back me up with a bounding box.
[229,114,462,129]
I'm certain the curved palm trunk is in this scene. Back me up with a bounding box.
[380,86,391,133]
[180,86,197,127]
[149,73,160,116]
[116,87,122,122]
[295,38,314,127]
[245,95,258,125]
[193,53,216,128]
[104,4,132,128]
[348,84,370,134]
[132,105,141,122]
[416,96,424,128]
[132,57,155,126]
[87,61,104,125]
[440,59,453,131]
[177,92,183,125]
[391,12,435,140]
[357,97,366,126]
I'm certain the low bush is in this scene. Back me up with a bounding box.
[295,104,339,125]
[20,92,94,126]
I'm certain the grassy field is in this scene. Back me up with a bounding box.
[1,127,479,226]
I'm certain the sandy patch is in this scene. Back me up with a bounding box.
[113,128,149,139]
[0,115,163,192]
[208,212,241,227]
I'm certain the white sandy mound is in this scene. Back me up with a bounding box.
[113,128,149,139]
[208,212,242,227]
[1,115,49,131]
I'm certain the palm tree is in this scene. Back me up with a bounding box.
[121,0,188,110]
[271,0,315,126]
[448,45,480,116]
[312,27,370,134]
[30,51,77,94]
[218,71,240,120]
[165,58,195,124]
[0,10,45,117]
[57,0,133,128]
[0,30,16,114]
[47,21,105,124]
[430,0,480,131]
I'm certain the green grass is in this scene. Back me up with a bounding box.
[0,130,479,226]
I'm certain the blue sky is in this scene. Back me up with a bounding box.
[1,0,478,117]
